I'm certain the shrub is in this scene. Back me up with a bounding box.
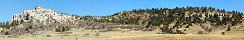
[4,31,10,35]
[226,27,231,31]
[221,32,225,35]
[55,26,70,32]
[197,31,204,34]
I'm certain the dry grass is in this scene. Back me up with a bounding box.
[103,34,243,40]
[0,29,243,40]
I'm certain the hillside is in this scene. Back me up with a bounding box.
[95,7,244,34]
[0,6,243,37]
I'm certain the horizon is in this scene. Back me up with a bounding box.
[0,0,244,22]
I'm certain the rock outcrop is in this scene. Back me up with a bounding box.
[3,6,83,36]
[12,6,72,23]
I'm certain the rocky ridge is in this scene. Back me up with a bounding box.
[1,6,83,36]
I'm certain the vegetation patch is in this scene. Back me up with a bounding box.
[55,26,70,32]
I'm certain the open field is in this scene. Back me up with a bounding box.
[0,29,243,40]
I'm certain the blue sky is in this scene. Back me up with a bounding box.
[0,0,244,21]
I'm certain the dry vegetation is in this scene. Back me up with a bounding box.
[0,28,243,40]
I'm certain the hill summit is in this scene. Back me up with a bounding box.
[1,6,80,36]
[12,6,72,23]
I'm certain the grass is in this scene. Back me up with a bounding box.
[104,34,243,40]
[0,29,243,40]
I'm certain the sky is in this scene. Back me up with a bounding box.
[0,0,244,22]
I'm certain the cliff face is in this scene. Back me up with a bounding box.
[1,6,244,36]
